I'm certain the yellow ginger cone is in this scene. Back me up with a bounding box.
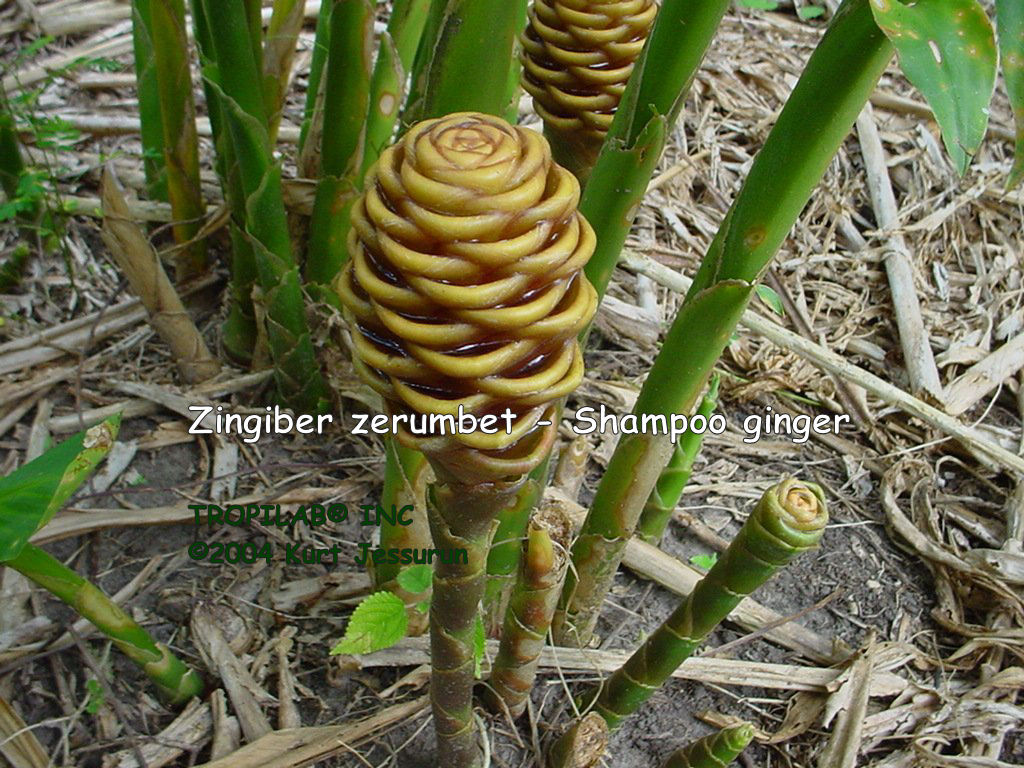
[336,112,597,485]
[521,0,658,179]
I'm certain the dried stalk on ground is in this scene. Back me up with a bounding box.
[100,167,220,384]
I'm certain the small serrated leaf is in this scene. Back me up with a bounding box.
[689,552,719,570]
[755,284,785,316]
[396,564,432,594]
[330,591,407,656]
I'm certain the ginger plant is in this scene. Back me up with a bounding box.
[0,416,203,706]
[336,111,597,766]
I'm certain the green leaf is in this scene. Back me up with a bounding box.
[0,415,120,563]
[798,5,825,20]
[84,678,105,714]
[738,0,779,10]
[329,591,408,655]
[869,0,997,175]
[473,614,485,678]
[997,0,1024,187]
[689,552,718,570]
[396,563,432,594]
[755,284,785,315]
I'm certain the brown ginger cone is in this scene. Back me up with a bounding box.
[336,112,597,767]
[521,0,658,179]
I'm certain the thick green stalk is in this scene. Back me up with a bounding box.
[297,2,331,171]
[482,455,549,634]
[663,724,755,768]
[580,479,826,730]
[191,0,259,364]
[559,0,893,646]
[582,0,732,299]
[263,0,307,143]
[484,512,569,718]
[636,374,719,545]
[201,0,328,412]
[362,0,431,174]
[373,439,431,590]
[427,478,520,767]
[131,0,168,200]
[304,0,373,287]
[406,0,526,124]
[150,0,206,280]
[8,544,203,705]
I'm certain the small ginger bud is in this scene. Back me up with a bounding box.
[336,112,597,484]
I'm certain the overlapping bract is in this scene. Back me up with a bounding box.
[521,0,657,167]
[337,112,597,482]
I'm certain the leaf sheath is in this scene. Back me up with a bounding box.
[662,724,755,768]
[8,544,203,705]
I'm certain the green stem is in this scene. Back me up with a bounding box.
[636,374,719,545]
[374,439,431,590]
[581,479,827,730]
[263,0,307,144]
[663,724,755,768]
[304,0,373,287]
[427,477,520,767]
[484,513,569,718]
[362,0,431,175]
[560,0,893,646]
[191,0,258,364]
[297,1,331,172]
[8,544,203,705]
[150,0,206,280]
[482,455,549,634]
[0,88,25,205]
[201,0,328,412]
[582,0,733,300]
[131,0,168,201]
[405,0,526,124]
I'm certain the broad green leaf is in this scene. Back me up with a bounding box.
[739,0,779,10]
[396,564,433,594]
[0,415,120,563]
[330,591,407,655]
[755,284,785,315]
[870,0,997,175]
[997,0,1024,187]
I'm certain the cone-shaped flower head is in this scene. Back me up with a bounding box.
[521,0,658,175]
[337,112,597,484]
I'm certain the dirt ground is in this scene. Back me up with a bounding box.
[1,1,1023,767]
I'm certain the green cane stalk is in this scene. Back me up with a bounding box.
[568,479,827,733]
[263,0,307,144]
[484,511,570,718]
[558,0,893,645]
[427,478,522,766]
[663,724,755,768]
[582,0,733,300]
[7,544,203,705]
[150,0,206,280]
[403,0,526,125]
[373,439,431,590]
[304,0,373,288]
[636,374,720,545]
[297,2,332,175]
[362,0,432,174]
[0,85,39,289]
[190,0,259,364]
[200,0,328,412]
[131,0,168,201]
[482,454,549,634]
